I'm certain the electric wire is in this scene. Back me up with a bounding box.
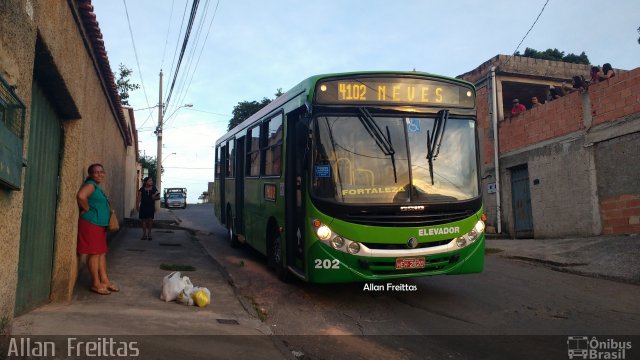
[499,0,551,68]
[122,0,154,127]
[160,0,176,70]
[165,0,222,128]
[166,0,190,98]
[165,0,211,121]
[164,0,201,112]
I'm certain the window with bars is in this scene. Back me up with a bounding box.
[0,75,26,190]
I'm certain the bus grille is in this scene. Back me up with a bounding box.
[362,240,450,250]
[344,210,473,227]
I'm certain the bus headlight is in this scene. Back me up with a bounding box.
[454,220,485,247]
[316,225,332,240]
[330,236,345,249]
[347,242,361,254]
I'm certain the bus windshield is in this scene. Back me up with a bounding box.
[312,113,478,204]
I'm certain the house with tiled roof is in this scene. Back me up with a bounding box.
[0,0,138,321]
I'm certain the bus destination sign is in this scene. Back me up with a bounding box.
[315,77,474,108]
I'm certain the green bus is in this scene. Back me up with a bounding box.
[214,71,484,283]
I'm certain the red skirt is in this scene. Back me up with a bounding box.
[77,218,107,254]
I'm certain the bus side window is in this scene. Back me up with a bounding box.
[226,139,235,178]
[263,114,283,176]
[215,146,220,178]
[246,126,261,176]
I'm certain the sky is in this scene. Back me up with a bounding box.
[91,0,639,203]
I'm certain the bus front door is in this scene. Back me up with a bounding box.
[285,113,309,276]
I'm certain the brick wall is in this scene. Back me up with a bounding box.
[590,68,640,126]
[600,194,640,235]
[475,87,493,165]
[498,92,584,153]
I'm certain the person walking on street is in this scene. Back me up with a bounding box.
[76,163,119,295]
[137,176,160,240]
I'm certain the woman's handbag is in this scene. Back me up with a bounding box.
[107,209,120,232]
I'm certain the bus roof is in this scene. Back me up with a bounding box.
[215,71,474,146]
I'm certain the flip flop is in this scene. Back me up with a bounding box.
[107,283,120,292]
[91,287,111,295]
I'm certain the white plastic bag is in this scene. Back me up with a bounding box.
[177,287,195,306]
[160,272,193,302]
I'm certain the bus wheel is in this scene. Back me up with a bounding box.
[227,214,239,248]
[268,233,290,282]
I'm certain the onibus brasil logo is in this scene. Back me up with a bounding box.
[567,336,632,359]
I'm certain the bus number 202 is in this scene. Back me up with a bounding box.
[314,259,340,269]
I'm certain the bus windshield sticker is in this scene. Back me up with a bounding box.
[407,119,421,133]
[315,165,331,178]
[264,183,277,202]
[341,186,406,196]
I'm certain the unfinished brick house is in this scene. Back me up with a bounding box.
[459,55,639,238]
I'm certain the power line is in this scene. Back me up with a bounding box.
[160,0,176,70]
[164,0,201,112]
[122,0,153,118]
[172,0,221,122]
[169,0,213,116]
[499,0,551,68]
[166,0,190,96]
[165,0,222,128]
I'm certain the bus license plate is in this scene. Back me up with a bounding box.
[395,258,425,269]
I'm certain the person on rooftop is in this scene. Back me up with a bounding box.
[511,98,526,116]
[597,63,615,81]
[531,96,541,108]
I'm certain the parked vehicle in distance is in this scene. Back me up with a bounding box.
[165,192,187,209]
[164,187,187,208]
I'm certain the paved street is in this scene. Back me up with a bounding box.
[9,204,638,360]
[178,203,640,359]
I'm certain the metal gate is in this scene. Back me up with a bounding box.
[15,82,62,315]
[510,165,534,238]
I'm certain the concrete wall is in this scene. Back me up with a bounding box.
[0,0,37,328]
[123,107,141,217]
[0,0,133,322]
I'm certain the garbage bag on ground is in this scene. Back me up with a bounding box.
[192,287,211,307]
[176,287,195,306]
[160,272,193,302]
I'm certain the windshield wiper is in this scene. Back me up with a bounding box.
[357,107,397,183]
[426,109,449,185]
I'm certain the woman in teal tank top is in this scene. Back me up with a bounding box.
[76,163,119,295]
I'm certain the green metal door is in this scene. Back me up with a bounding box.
[15,82,62,315]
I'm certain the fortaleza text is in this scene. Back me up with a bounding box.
[7,337,139,357]
[363,283,417,291]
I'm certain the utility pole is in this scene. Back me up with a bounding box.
[155,70,163,210]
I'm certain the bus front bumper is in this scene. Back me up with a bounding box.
[305,235,485,283]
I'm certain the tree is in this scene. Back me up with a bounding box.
[514,47,590,65]
[227,89,284,131]
[139,155,163,181]
[115,63,140,106]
